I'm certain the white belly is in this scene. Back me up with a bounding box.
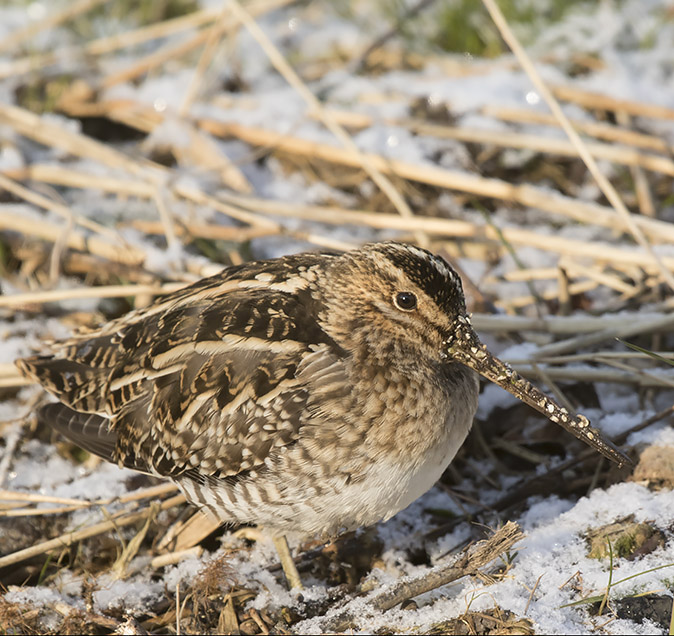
[304,407,476,534]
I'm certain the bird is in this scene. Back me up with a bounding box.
[16,241,628,588]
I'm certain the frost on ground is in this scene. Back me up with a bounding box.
[1,0,674,634]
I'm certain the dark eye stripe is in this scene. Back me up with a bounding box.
[377,243,465,316]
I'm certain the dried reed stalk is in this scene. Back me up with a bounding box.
[157,510,221,553]
[0,8,220,80]
[201,120,674,245]
[85,7,220,56]
[531,313,674,359]
[218,192,674,273]
[470,312,672,334]
[0,376,33,389]
[492,263,635,295]
[407,121,674,177]
[0,483,178,509]
[0,491,88,507]
[21,164,155,198]
[481,0,674,291]
[179,4,236,116]
[0,494,186,570]
[483,105,671,154]
[100,0,292,88]
[151,546,203,569]
[497,279,598,311]
[0,103,165,182]
[511,365,674,388]
[2,506,93,517]
[552,84,674,122]
[128,220,276,242]
[0,0,110,54]
[0,209,144,266]
[226,0,426,246]
[0,282,186,308]
[100,32,215,88]
[320,108,674,177]
[0,173,126,241]
[512,351,674,364]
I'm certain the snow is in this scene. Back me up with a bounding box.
[93,575,164,614]
[2,0,674,633]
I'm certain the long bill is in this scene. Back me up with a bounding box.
[445,318,631,467]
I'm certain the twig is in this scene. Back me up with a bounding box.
[529,361,575,414]
[128,219,276,242]
[0,376,34,389]
[524,573,544,615]
[317,522,523,632]
[151,190,178,251]
[157,509,221,552]
[249,609,270,635]
[1,505,99,517]
[493,405,674,514]
[510,351,674,364]
[30,155,668,258]
[112,502,160,579]
[151,546,203,569]
[100,31,213,89]
[559,259,636,295]
[174,183,279,230]
[351,0,438,73]
[598,539,614,615]
[491,438,549,465]
[176,581,181,636]
[0,393,41,487]
[20,164,155,197]
[498,278,597,311]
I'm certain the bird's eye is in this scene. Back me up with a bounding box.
[394,291,417,311]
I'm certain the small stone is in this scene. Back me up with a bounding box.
[615,594,673,631]
[631,445,674,489]
[586,516,665,560]
[427,607,534,635]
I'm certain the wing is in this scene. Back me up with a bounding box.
[39,403,119,465]
[18,255,345,478]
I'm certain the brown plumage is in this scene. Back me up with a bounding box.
[17,242,628,539]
